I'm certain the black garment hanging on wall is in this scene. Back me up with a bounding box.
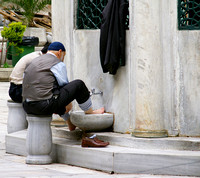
[100,0,129,75]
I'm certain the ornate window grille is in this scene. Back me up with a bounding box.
[77,0,129,29]
[178,0,200,30]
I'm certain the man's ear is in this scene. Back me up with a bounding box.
[58,49,62,58]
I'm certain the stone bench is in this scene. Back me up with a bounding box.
[26,114,52,164]
[7,100,27,134]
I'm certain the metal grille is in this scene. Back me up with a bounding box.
[178,0,200,30]
[77,0,129,29]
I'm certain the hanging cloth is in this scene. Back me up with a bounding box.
[100,0,129,75]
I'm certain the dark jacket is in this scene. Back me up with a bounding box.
[100,0,129,75]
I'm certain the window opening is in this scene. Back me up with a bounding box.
[178,0,200,30]
[77,0,129,29]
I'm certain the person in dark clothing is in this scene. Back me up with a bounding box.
[22,42,104,131]
[9,42,51,103]
[100,0,129,75]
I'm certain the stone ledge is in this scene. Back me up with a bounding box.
[88,132,200,151]
[23,27,47,46]
[5,130,200,176]
[52,126,83,140]
[52,127,200,151]
[0,68,13,82]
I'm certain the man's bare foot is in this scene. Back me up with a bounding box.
[92,107,105,114]
[85,107,105,114]
[66,119,76,131]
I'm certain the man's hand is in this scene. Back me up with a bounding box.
[65,102,72,113]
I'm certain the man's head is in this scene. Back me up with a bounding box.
[47,41,66,61]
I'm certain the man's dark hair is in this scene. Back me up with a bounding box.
[41,42,51,54]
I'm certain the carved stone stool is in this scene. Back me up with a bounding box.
[26,114,52,164]
[7,100,27,134]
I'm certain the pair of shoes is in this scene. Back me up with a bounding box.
[81,137,109,147]
[94,137,109,145]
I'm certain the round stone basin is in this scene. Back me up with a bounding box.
[70,111,113,132]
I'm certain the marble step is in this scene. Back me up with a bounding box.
[52,127,200,151]
[5,129,200,176]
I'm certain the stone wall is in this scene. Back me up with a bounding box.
[178,31,200,136]
[52,0,200,136]
[72,30,131,133]
[161,1,200,136]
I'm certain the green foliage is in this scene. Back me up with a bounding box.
[1,0,51,26]
[3,62,12,68]
[1,22,26,55]
[1,22,26,44]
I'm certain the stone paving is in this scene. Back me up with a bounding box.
[0,82,196,178]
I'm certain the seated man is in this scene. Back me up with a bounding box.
[22,41,104,131]
[9,42,51,103]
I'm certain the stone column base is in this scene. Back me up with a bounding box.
[26,155,52,165]
[132,129,168,138]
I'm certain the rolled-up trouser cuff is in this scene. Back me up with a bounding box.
[79,97,92,111]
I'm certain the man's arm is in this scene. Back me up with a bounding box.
[50,62,69,86]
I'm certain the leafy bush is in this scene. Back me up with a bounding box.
[3,62,12,68]
[1,22,26,54]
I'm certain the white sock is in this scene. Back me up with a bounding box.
[89,134,96,139]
